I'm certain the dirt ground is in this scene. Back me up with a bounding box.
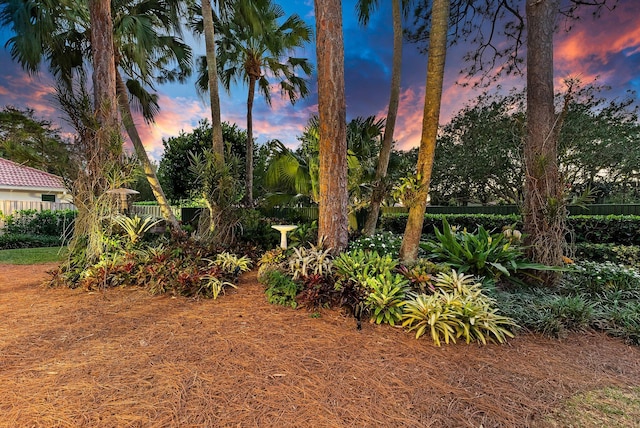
[1,263,639,428]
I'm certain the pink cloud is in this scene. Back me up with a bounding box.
[555,2,640,81]
[129,95,209,160]
[0,68,57,116]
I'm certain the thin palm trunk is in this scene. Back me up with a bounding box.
[115,70,180,230]
[315,0,348,252]
[201,0,224,163]
[363,0,403,236]
[245,75,256,206]
[399,0,450,263]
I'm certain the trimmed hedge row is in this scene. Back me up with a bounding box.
[380,213,640,245]
[0,234,63,250]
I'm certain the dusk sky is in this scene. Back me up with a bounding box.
[1,0,639,162]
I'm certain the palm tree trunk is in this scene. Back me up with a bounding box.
[115,70,180,230]
[88,0,117,131]
[314,0,349,253]
[245,76,256,206]
[363,0,403,236]
[523,0,564,285]
[399,0,450,264]
[201,0,224,163]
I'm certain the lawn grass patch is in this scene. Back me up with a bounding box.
[546,387,640,427]
[0,246,67,264]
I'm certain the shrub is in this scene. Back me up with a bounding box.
[50,233,243,299]
[296,274,338,309]
[398,259,450,294]
[562,261,640,296]
[261,269,302,308]
[3,209,76,238]
[257,248,287,282]
[333,249,397,290]
[574,243,640,267]
[402,271,517,346]
[380,213,521,236]
[348,231,402,257]
[380,212,640,245]
[0,233,62,249]
[570,215,640,245]
[420,219,554,285]
[212,251,252,277]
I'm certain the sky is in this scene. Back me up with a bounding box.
[0,0,639,162]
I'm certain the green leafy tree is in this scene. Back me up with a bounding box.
[430,84,640,206]
[0,106,73,179]
[430,90,525,205]
[158,120,248,201]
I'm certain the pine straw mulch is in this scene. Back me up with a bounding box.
[1,264,639,428]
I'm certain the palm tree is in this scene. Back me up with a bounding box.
[264,115,382,226]
[398,0,450,263]
[193,0,262,165]
[1,0,190,229]
[314,0,349,252]
[357,0,411,235]
[199,0,313,206]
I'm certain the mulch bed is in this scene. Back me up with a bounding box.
[1,263,639,427]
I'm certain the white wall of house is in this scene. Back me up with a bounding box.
[0,187,72,203]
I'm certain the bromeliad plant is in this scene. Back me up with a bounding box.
[288,239,333,280]
[364,272,409,326]
[212,252,252,278]
[402,271,517,346]
[333,249,397,289]
[333,249,405,326]
[113,214,162,245]
[421,218,556,284]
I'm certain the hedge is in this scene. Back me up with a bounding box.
[379,213,640,245]
[0,234,63,250]
[2,209,76,238]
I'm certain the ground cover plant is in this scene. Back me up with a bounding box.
[51,214,251,299]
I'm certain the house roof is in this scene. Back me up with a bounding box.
[0,157,65,190]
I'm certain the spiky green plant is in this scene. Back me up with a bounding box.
[364,272,409,325]
[213,252,252,276]
[288,240,333,280]
[402,270,517,346]
[113,215,162,244]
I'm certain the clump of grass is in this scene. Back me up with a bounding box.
[545,387,640,427]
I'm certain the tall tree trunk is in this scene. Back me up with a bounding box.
[201,0,224,163]
[88,0,117,130]
[399,0,450,264]
[363,0,403,236]
[115,70,180,230]
[245,76,256,206]
[314,0,348,252]
[524,0,564,285]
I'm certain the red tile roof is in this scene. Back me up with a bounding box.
[0,157,65,190]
